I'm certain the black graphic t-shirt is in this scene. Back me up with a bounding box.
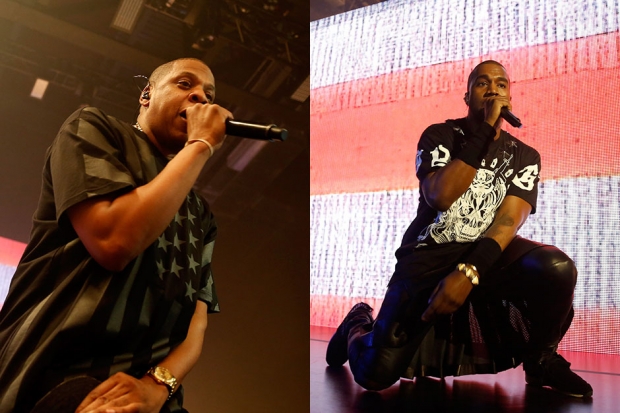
[0,107,218,413]
[396,118,540,258]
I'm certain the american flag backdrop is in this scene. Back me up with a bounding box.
[310,0,620,355]
[0,237,25,308]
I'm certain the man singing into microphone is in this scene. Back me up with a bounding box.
[326,60,593,398]
[0,58,231,413]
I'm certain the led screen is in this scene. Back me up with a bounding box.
[0,237,25,307]
[310,0,620,355]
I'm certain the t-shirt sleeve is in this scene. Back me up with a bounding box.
[415,124,455,183]
[49,107,136,221]
[507,146,541,214]
[197,201,220,313]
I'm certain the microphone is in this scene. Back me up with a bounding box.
[500,107,522,128]
[225,119,288,142]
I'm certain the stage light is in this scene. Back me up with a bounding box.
[30,78,49,100]
[111,0,145,33]
[290,75,309,102]
[227,139,268,172]
[192,33,217,50]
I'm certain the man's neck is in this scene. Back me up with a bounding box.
[136,115,175,157]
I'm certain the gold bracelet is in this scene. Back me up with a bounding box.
[185,139,214,156]
[456,263,480,286]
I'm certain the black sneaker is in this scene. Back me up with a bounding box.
[325,303,373,367]
[524,352,593,398]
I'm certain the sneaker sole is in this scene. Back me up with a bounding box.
[525,377,593,398]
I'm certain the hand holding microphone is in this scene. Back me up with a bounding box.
[185,103,232,151]
[186,104,287,144]
[484,97,523,128]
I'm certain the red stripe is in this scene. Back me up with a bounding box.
[0,237,26,267]
[311,32,620,113]
[311,37,620,195]
[311,294,620,354]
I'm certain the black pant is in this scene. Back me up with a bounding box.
[30,376,101,413]
[29,376,188,413]
[347,237,577,391]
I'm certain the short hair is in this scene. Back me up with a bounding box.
[148,57,208,85]
[466,60,508,90]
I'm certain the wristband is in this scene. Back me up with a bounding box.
[464,237,502,279]
[185,139,214,157]
[456,123,495,168]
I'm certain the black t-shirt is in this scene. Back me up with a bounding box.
[0,107,218,412]
[396,118,540,260]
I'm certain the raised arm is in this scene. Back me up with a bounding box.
[68,140,213,272]
[421,88,510,211]
[67,104,229,272]
[420,122,497,211]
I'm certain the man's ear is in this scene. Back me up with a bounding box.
[463,92,469,106]
[139,86,151,107]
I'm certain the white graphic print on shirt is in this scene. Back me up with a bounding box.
[418,150,520,244]
[512,164,539,191]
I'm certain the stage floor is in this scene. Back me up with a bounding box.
[311,326,620,413]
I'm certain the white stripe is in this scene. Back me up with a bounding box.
[0,264,15,306]
[310,0,620,89]
[310,176,620,309]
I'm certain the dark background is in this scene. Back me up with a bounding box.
[0,0,308,411]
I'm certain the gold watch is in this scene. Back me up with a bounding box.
[147,366,177,400]
[456,263,479,286]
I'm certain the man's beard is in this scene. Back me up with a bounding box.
[469,107,485,122]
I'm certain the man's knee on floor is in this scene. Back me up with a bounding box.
[526,246,577,290]
[352,371,395,391]
[348,344,404,391]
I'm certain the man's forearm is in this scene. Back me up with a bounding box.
[153,300,209,389]
[483,196,531,251]
[459,195,531,280]
[484,212,520,251]
[421,160,478,211]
